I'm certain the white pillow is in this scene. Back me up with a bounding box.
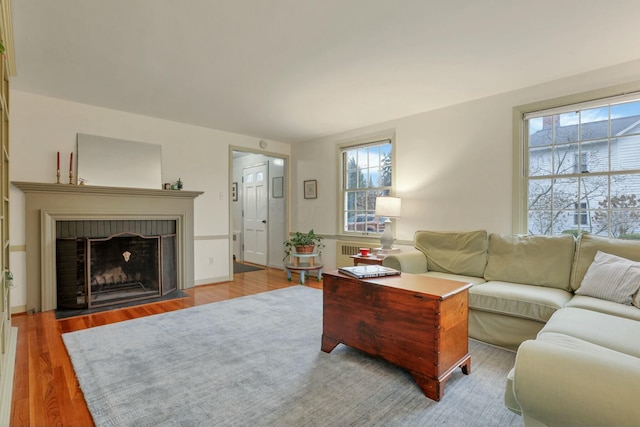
[576,251,640,306]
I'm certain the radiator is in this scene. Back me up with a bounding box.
[335,241,376,268]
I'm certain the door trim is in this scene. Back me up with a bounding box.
[229,146,290,280]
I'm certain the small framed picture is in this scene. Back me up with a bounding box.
[272,176,284,198]
[232,182,238,201]
[304,179,317,199]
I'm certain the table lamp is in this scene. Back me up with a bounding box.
[375,196,401,251]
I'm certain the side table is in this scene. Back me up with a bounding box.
[349,254,384,266]
[285,252,323,284]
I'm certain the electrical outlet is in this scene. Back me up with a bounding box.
[208,257,214,265]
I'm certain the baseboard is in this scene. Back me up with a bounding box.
[10,305,26,315]
[194,276,230,286]
[0,326,18,426]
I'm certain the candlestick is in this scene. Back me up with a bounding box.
[69,152,74,184]
[56,169,61,184]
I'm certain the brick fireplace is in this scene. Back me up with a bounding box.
[13,182,203,313]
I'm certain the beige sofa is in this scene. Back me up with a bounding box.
[383,230,640,427]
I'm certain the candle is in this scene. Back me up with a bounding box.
[69,152,73,172]
[57,151,60,170]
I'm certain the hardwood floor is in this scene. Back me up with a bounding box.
[10,266,322,427]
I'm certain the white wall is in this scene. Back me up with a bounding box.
[9,91,290,310]
[291,59,640,251]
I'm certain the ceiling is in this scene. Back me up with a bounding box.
[11,1,640,144]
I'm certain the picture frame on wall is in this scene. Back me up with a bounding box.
[272,176,284,198]
[304,179,317,199]
[232,182,238,201]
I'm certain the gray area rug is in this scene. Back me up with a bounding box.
[63,286,523,426]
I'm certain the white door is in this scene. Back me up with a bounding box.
[242,164,268,265]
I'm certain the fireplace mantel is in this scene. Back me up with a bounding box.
[13,181,203,199]
[13,181,203,312]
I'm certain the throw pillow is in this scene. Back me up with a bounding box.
[570,233,640,291]
[576,251,640,305]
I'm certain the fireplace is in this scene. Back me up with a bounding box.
[56,220,177,309]
[13,181,203,313]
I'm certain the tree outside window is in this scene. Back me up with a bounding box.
[342,140,392,234]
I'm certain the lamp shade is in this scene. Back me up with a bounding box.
[375,196,401,218]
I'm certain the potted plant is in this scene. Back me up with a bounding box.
[283,229,325,260]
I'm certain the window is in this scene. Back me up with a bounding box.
[341,139,393,234]
[524,95,640,238]
[573,152,588,174]
[573,202,588,226]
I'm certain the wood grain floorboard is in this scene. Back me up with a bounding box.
[10,266,322,426]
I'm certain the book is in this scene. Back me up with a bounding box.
[338,265,401,279]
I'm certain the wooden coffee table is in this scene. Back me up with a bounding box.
[321,271,472,401]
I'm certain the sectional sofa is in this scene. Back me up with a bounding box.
[382,230,640,427]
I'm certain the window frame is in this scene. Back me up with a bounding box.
[337,132,396,237]
[513,83,640,237]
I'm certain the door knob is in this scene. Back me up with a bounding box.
[262,220,267,224]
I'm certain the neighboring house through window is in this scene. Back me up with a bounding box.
[521,94,640,238]
[574,202,588,226]
[340,137,393,235]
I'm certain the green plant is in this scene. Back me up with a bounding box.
[283,229,324,260]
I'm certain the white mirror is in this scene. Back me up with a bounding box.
[77,134,162,189]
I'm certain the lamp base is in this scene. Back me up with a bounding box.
[379,219,395,250]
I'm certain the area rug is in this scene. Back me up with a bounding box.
[233,261,264,274]
[62,286,522,427]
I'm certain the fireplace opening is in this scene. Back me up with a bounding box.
[56,223,177,310]
[88,233,160,307]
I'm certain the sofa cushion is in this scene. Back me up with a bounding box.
[421,271,487,285]
[575,251,640,305]
[484,233,575,291]
[513,334,640,427]
[570,233,640,291]
[414,230,487,277]
[538,307,640,358]
[566,295,640,321]
[469,281,572,323]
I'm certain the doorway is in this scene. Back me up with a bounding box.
[230,148,287,273]
[242,163,268,265]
